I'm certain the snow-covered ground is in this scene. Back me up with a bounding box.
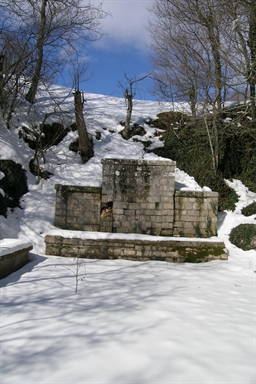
[0,86,255,383]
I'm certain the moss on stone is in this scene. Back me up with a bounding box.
[193,223,203,238]
[206,217,214,237]
[171,245,225,263]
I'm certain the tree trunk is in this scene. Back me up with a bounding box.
[188,85,197,118]
[204,115,217,174]
[73,90,94,163]
[0,54,4,104]
[25,0,47,104]
[248,0,256,125]
[207,20,223,112]
[121,89,133,139]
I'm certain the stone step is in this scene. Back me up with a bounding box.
[45,230,227,263]
[0,239,33,279]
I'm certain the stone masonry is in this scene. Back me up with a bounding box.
[55,185,101,231]
[101,158,175,235]
[0,240,33,279]
[53,158,219,238]
[45,231,227,263]
[173,191,218,237]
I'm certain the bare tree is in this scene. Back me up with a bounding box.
[0,54,4,101]
[148,0,237,176]
[73,73,94,163]
[0,0,107,104]
[248,0,256,122]
[118,72,151,140]
[0,20,35,124]
[58,256,86,294]
[148,0,229,114]
[18,87,75,183]
[149,0,256,121]
[25,0,48,104]
[220,0,256,123]
[150,31,210,118]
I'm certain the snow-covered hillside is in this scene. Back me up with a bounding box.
[0,86,255,383]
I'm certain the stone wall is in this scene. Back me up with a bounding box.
[54,185,101,231]
[45,231,227,263]
[53,159,219,238]
[101,158,175,235]
[173,191,219,237]
[0,241,33,279]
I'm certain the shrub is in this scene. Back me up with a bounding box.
[150,111,188,130]
[0,160,28,216]
[229,224,256,251]
[242,202,256,216]
[152,109,255,209]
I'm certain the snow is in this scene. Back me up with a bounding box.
[46,228,224,243]
[0,238,33,257]
[0,84,255,383]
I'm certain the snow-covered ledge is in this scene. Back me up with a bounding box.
[0,239,33,279]
[45,230,227,263]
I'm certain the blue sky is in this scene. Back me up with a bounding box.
[85,45,154,100]
[68,0,156,100]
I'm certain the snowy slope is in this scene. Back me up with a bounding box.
[0,85,255,384]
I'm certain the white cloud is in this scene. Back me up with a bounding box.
[89,0,153,52]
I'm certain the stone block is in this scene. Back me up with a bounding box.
[114,209,123,215]
[113,201,128,209]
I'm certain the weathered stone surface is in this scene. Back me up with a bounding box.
[53,159,219,239]
[173,191,218,237]
[101,158,176,235]
[54,184,102,231]
[0,244,33,279]
[45,232,227,263]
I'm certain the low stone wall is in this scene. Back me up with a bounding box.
[45,231,227,263]
[173,191,218,237]
[0,239,33,279]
